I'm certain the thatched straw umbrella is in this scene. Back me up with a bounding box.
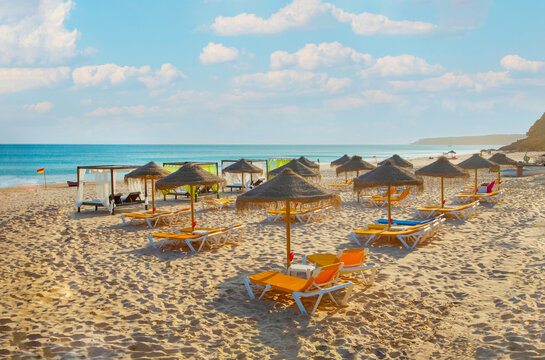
[125,161,170,211]
[222,158,263,193]
[156,163,226,230]
[268,159,320,180]
[237,169,340,268]
[297,156,320,169]
[354,161,422,230]
[488,153,517,183]
[336,156,376,202]
[331,154,350,167]
[415,157,469,208]
[457,154,498,193]
[379,154,413,168]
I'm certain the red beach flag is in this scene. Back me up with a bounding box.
[37,168,45,174]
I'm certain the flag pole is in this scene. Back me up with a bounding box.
[43,170,47,190]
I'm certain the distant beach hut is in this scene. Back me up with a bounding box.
[125,161,170,211]
[222,158,263,193]
[379,154,413,168]
[354,161,423,230]
[457,154,498,193]
[156,163,226,231]
[297,156,320,169]
[268,159,320,180]
[330,154,350,167]
[488,153,517,183]
[415,157,469,207]
[236,169,340,268]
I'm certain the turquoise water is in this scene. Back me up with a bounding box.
[0,144,497,188]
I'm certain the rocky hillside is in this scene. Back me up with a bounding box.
[501,112,545,151]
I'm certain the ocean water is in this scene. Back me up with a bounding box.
[0,144,498,188]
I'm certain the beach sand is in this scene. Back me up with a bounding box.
[0,152,544,359]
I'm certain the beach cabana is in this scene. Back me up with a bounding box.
[268,159,320,180]
[379,154,413,168]
[76,165,142,214]
[297,156,320,169]
[330,154,350,167]
[415,157,469,207]
[222,159,264,193]
[156,163,226,231]
[354,161,423,230]
[488,153,517,183]
[237,169,340,268]
[124,161,170,211]
[457,154,498,193]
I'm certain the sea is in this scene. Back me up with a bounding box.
[0,144,500,188]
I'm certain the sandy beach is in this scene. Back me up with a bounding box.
[1,152,544,359]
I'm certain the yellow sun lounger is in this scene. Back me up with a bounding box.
[121,208,190,228]
[148,228,225,252]
[452,190,503,206]
[360,188,412,207]
[415,200,480,221]
[202,197,235,210]
[243,263,354,315]
[304,248,376,285]
[265,206,330,224]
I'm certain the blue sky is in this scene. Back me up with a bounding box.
[1,0,544,144]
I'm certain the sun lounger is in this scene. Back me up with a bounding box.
[121,208,190,228]
[243,263,354,316]
[415,201,479,221]
[452,189,503,206]
[327,180,353,191]
[303,248,376,285]
[374,218,435,226]
[265,206,331,224]
[148,228,225,252]
[360,188,413,207]
[202,197,235,210]
[350,217,444,249]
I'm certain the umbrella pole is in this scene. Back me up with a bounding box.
[345,172,347,183]
[498,168,501,184]
[241,172,245,193]
[474,169,478,194]
[387,185,392,230]
[152,179,155,211]
[190,185,195,231]
[286,200,291,269]
[356,170,360,203]
[441,176,444,208]
[144,181,148,210]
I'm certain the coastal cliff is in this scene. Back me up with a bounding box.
[411,134,524,146]
[501,112,545,151]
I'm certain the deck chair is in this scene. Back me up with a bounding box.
[294,206,332,224]
[415,201,479,222]
[121,208,190,229]
[265,209,309,223]
[202,197,235,210]
[452,189,503,206]
[148,229,224,252]
[217,224,246,245]
[362,188,412,207]
[243,263,354,316]
[303,248,376,285]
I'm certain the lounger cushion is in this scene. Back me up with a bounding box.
[248,271,309,293]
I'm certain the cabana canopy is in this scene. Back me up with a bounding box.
[379,154,413,168]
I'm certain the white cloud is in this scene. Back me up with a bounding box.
[209,0,328,35]
[80,98,91,105]
[233,69,328,91]
[324,96,366,110]
[0,66,70,94]
[72,64,149,86]
[362,90,397,103]
[199,42,239,65]
[23,101,54,112]
[500,54,545,72]
[0,0,91,65]
[322,77,351,93]
[324,89,397,109]
[270,42,372,70]
[329,4,437,35]
[359,54,443,78]
[390,71,510,92]
[84,105,161,117]
[137,64,185,88]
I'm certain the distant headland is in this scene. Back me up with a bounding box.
[411,134,525,146]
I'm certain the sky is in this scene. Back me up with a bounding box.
[1,0,545,144]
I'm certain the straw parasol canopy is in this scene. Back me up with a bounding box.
[222,159,263,193]
[268,159,320,180]
[379,154,413,168]
[415,156,469,207]
[124,161,171,211]
[354,161,423,230]
[457,154,498,193]
[297,156,320,169]
[336,156,375,177]
[237,168,340,268]
[330,154,350,167]
[156,163,226,230]
[488,153,517,183]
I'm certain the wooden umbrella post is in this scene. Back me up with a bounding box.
[151,179,155,212]
[241,172,245,193]
[387,185,392,230]
[286,200,291,269]
[498,168,501,184]
[474,169,478,194]
[144,180,148,210]
[190,185,195,231]
[356,170,360,203]
[441,176,444,208]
